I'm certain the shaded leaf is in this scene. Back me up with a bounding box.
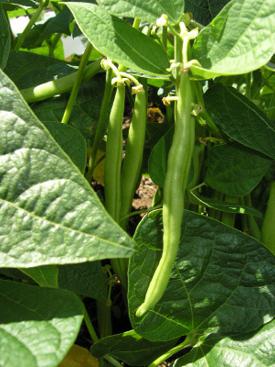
[0,68,134,268]
[128,210,275,341]
[185,0,230,25]
[59,262,108,301]
[21,266,59,287]
[91,329,178,366]
[205,144,271,196]
[60,345,99,367]
[0,280,84,367]
[43,121,87,173]
[66,3,169,76]
[5,51,75,89]
[0,5,11,69]
[174,320,275,367]
[33,75,105,141]
[205,85,275,160]
[192,0,275,78]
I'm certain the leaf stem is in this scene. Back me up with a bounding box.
[84,307,123,367]
[21,59,101,103]
[61,43,93,124]
[14,0,48,51]
[148,337,191,367]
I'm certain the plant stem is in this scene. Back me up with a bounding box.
[148,337,191,367]
[21,59,101,103]
[84,307,99,343]
[61,43,93,124]
[96,299,112,337]
[15,0,48,51]
[84,307,123,367]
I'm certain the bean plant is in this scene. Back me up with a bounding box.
[0,0,275,366]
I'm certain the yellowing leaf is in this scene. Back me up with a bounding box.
[60,345,99,367]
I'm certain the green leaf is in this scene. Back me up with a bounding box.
[33,75,106,141]
[5,51,75,89]
[128,210,275,342]
[148,128,173,187]
[43,121,87,173]
[0,279,84,367]
[192,0,275,78]
[205,85,275,160]
[174,320,275,367]
[59,262,108,300]
[21,266,59,287]
[0,5,11,69]
[205,144,271,196]
[66,3,169,76]
[185,0,230,25]
[0,68,134,268]
[97,0,184,23]
[91,329,178,366]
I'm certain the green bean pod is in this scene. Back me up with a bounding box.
[120,87,147,227]
[104,84,125,220]
[136,71,195,317]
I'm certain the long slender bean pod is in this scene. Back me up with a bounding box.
[104,83,125,220]
[136,71,195,317]
[120,86,147,228]
[21,60,101,103]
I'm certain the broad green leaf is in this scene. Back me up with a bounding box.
[128,210,275,342]
[91,329,178,366]
[174,320,275,367]
[192,0,275,78]
[185,0,230,25]
[0,5,11,69]
[205,85,275,159]
[0,68,134,268]
[66,3,169,76]
[148,128,173,187]
[0,280,84,367]
[205,144,271,196]
[33,75,105,141]
[5,51,74,89]
[97,0,184,23]
[43,121,87,173]
[59,262,108,300]
[21,266,59,287]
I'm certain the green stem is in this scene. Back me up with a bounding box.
[84,308,123,367]
[21,59,101,103]
[61,43,93,124]
[48,33,61,58]
[96,298,112,337]
[15,0,48,51]
[149,337,191,367]
[84,307,99,343]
